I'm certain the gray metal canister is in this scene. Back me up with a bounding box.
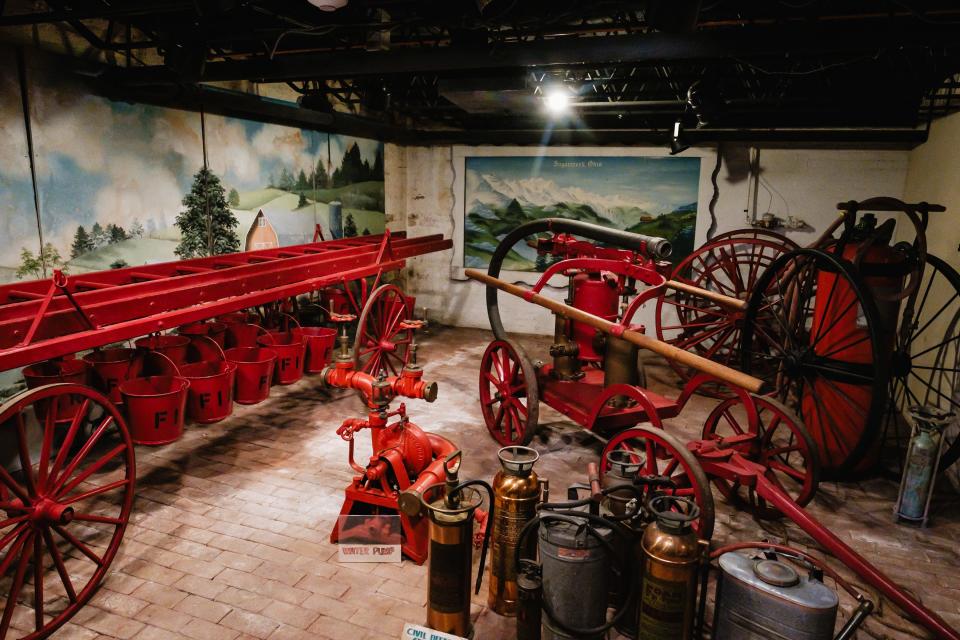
[539,518,613,640]
[714,552,839,640]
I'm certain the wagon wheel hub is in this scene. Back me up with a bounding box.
[890,350,912,379]
[783,347,811,376]
[31,497,75,526]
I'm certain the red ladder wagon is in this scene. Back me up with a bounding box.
[0,230,451,640]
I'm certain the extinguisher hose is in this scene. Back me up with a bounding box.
[485,218,672,341]
[446,478,495,596]
[514,510,639,637]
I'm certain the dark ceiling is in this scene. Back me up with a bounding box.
[3,0,960,145]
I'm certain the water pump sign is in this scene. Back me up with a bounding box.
[336,514,401,563]
[401,624,467,640]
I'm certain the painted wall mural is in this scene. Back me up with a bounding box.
[0,48,385,285]
[463,154,701,270]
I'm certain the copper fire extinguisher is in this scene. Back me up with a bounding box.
[638,495,707,640]
[419,450,494,637]
[489,446,542,616]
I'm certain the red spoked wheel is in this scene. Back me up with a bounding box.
[656,232,796,394]
[479,340,539,446]
[0,384,135,640]
[353,284,414,378]
[702,394,819,519]
[600,426,715,539]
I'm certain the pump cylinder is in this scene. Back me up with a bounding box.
[422,485,483,637]
[540,518,612,640]
[638,497,703,640]
[489,446,542,616]
[571,272,619,362]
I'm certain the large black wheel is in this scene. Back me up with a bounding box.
[884,253,960,471]
[741,248,888,477]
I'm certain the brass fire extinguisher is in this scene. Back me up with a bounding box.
[489,445,542,616]
[419,451,494,637]
[638,495,707,640]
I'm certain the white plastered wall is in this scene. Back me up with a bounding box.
[386,144,910,336]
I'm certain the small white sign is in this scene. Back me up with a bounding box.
[337,543,401,563]
[400,623,468,640]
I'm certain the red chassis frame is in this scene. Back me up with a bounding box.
[0,231,452,371]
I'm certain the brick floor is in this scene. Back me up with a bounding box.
[18,327,960,639]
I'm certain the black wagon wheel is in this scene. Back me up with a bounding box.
[884,253,960,471]
[741,248,888,477]
[479,340,539,446]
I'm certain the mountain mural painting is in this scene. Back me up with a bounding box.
[464,155,701,270]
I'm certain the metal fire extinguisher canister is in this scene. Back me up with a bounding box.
[420,451,493,638]
[539,515,614,640]
[895,405,953,525]
[516,559,543,640]
[638,496,705,640]
[714,553,839,640]
[489,446,542,616]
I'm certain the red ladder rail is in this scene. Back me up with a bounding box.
[0,231,451,371]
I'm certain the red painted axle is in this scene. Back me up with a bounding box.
[696,446,959,640]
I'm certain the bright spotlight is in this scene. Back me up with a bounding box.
[543,87,571,116]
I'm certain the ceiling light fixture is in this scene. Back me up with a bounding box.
[543,86,571,117]
[307,0,347,11]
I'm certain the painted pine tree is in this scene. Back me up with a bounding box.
[175,167,240,259]
[343,213,358,237]
[71,225,94,258]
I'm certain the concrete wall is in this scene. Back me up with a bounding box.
[388,144,910,335]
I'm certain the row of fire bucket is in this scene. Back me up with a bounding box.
[21,311,338,446]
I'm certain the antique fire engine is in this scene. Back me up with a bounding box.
[323,319,455,564]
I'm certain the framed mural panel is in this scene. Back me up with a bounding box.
[451,146,712,284]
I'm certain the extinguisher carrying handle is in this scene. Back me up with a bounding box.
[835,597,874,640]
[541,483,645,522]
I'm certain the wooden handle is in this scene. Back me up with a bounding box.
[467,268,768,394]
[665,280,747,311]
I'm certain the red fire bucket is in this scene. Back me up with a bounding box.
[82,348,140,404]
[180,360,237,424]
[225,323,266,348]
[218,311,259,326]
[294,327,337,374]
[224,347,277,405]
[257,331,305,385]
[179,321,228,348]
[135,334,191,365]
[22,359,88,422]
[120,376,190,445]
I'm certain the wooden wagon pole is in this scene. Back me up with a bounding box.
[664,280,747,311]
[466,269,769,394]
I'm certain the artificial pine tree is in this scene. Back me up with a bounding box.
[107,224,129,244]
[175,167,240,259]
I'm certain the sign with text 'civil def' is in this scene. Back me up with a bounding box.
[400,623,467,640]
[336,514,401,563]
